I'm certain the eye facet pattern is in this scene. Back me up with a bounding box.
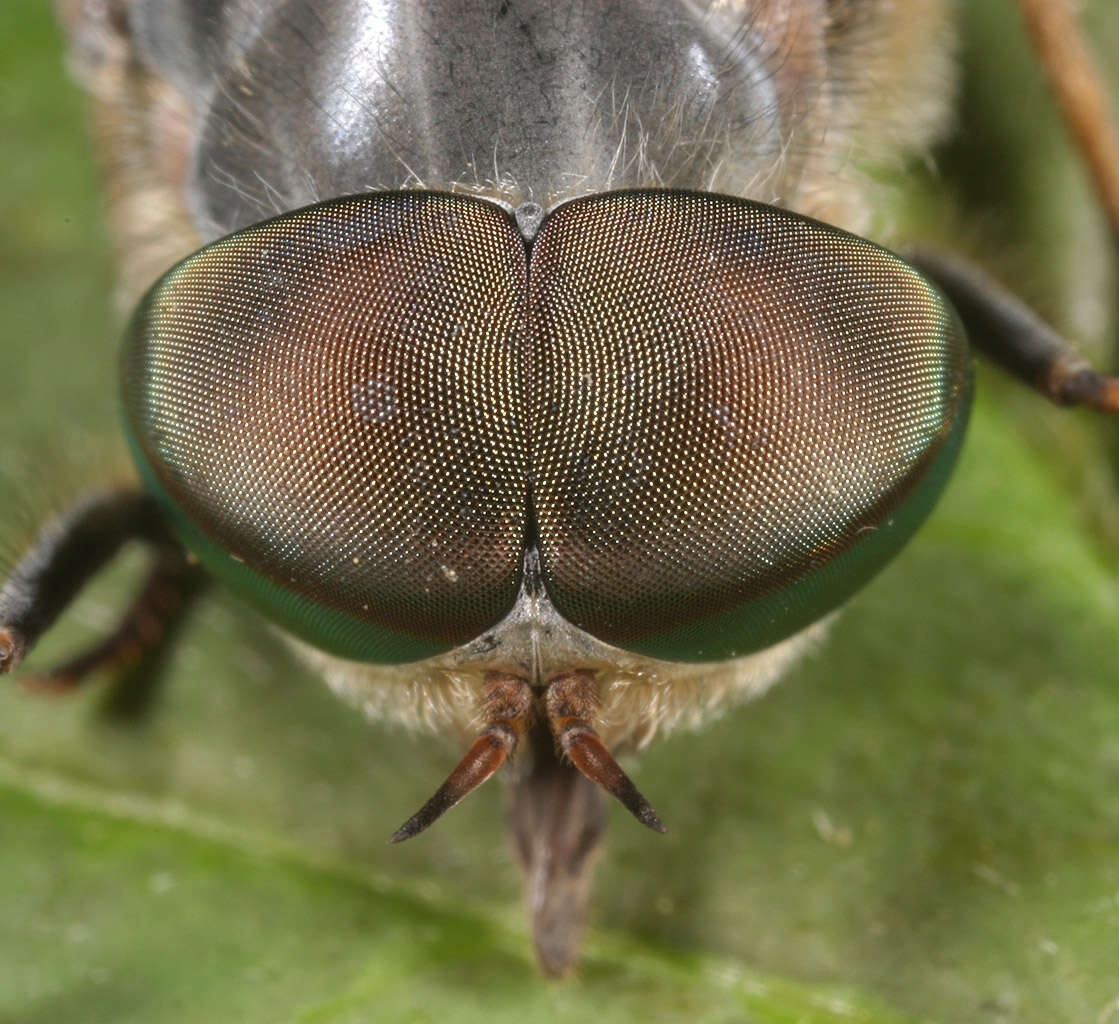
[529,192,971,659]
[123,193,530,661]
[122,190,971,664]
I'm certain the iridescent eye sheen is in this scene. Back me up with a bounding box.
[121,189,971,664]
[122,192,528,663]
[530,192,971,660]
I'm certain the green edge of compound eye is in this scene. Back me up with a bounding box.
[625,363,974,664]
[121,419,449,665]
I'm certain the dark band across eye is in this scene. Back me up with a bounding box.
[121,189,971,663]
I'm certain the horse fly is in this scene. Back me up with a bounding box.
[5,0,1119,975]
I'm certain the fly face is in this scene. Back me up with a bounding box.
[4,0,1119,995]
[100,0,969,731]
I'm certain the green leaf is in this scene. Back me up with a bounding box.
[2,4,1118,1022]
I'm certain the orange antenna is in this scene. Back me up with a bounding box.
[391,672,533,842]
[545,671,666,833]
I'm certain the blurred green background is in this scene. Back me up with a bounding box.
[2,4,1119,1022]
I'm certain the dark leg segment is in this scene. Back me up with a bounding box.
[0,490,168,676]
[908,250,1119,413]
[22,546,207,703]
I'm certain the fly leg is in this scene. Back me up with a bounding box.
[0,488,205,713]
[908,250,1119,413]
[916,1,1119,415]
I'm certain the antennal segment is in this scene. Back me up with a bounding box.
[545,671,666,833]
[391,671,533,842]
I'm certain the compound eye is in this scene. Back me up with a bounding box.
[122,193,530,662]
[527,191,972,660]
[122,188,970,668]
